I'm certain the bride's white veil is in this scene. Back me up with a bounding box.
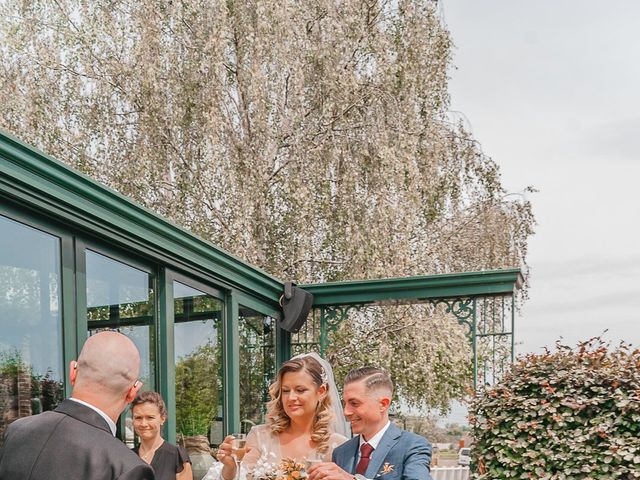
[291,352,350,437]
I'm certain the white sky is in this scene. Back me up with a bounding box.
[441,0,640,355]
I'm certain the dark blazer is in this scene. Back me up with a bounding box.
[332,423,432,480]
[0,399,154,480]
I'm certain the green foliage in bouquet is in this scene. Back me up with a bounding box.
[470,337,640,479]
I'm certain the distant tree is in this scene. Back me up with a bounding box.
[175,344,221,437]
[0,0,534,411]
[398,414,469,444]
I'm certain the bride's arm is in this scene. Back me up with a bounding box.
[241,426,262,471]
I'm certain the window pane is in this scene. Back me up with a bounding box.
[0,215,63,446]
[239,306,275,430]
[174,281,223,447]
[86,250,155,445]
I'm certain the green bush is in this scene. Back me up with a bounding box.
[470,338,640,479]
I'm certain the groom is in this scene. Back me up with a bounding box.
[308,367,432,480]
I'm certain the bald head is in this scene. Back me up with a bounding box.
[75,331,141,396]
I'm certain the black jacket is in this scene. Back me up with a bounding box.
[0,399,155,480]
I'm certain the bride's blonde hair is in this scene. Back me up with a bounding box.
[266,356,334,454]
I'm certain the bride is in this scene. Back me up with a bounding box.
[204,353,348,480]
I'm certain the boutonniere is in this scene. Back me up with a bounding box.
[376,463,394,476]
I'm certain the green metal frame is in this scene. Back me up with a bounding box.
[300,270,522,388]
[0,129,283,305]
[301,269,522,304]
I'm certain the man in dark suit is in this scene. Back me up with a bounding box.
[0,331,155,480]
[308,367,432,480]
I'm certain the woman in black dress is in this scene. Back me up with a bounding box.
[132,392,193,480]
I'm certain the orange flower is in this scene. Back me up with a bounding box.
[380,463,394,475]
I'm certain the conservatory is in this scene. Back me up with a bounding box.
[0,129,522,449]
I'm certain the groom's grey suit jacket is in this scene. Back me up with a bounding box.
[332,423,432,480]
[0,399,154,480]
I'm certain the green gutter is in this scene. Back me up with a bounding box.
[301,269,523,306]
[0,129,283,304]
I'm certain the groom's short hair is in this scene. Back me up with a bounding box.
[344,367,394,397]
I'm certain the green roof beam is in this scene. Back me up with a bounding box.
[301,268,523,306]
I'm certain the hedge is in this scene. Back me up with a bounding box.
[469,338,640,479]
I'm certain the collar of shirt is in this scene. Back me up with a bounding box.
[358,420,391,453]
[69,397,117,436]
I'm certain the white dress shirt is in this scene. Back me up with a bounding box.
[355,420,392,478]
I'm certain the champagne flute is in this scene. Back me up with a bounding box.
[304,452,323,473]
[231,433,247,480]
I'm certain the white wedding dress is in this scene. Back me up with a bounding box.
[202,424,347,480]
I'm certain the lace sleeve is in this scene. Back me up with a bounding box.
[242,425,262,471]
[202,462,252,480]
[202,461,224,480]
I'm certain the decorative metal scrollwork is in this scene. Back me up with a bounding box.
[428,298,476,335]
[317,304,366,355]
[321,304,366,333]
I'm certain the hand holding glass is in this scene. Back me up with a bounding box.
[304,453,323,473]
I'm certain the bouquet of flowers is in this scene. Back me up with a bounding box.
[252,457,308,480]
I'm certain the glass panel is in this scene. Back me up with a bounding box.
[174,281,224,447]
[239,306,275,430]
[86,250,155,445]
[0,215,64,446]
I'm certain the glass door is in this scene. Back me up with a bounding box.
[173,280,224,448]
[85,249,156,445]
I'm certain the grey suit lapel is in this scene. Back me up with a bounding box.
[366,423,402,478]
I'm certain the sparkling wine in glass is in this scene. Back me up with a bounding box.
[304,453,323,473]
[231,433,247,480]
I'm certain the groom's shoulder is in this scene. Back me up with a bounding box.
[393,425,431,449]
[334,434,359,454]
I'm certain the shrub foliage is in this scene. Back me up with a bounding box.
[470,338,640,479]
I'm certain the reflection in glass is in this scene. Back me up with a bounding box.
[86,250,155,444]
[174,282,223,447]
[239,307,275,430]
[0,215,64,446]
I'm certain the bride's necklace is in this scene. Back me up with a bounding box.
[139,437,164,464]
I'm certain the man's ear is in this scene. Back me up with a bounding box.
[125,380,143,403]
[380,396,391,411]
[69,360,78,386]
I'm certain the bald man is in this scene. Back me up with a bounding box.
[0,332,155,480]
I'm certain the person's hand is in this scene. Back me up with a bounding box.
[216,435,252,480]
[307,462,354,480]
[216,435,238,468]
